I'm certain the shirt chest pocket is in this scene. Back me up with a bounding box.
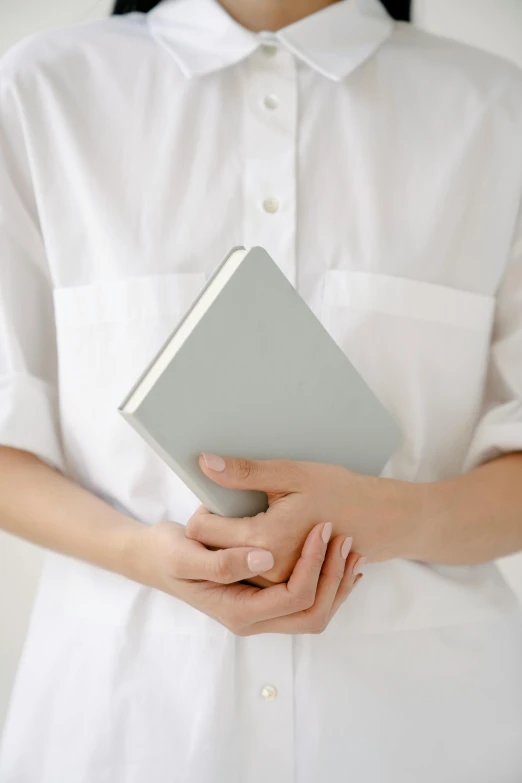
[321,270,495,482]
[54,273,206,404]
[53,273,206,513]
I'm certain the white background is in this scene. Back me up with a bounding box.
[1,0,522,737]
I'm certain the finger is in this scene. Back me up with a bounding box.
[299,534,349,623]
[187,524,330,634]
[228,522,331,625]
[240,574,274,588]
[185,506,256,549]
[245,534,351,635]
[198,453,305,493]
[173,537,275,584]
[328,552,365,619]
[284,520,333,600]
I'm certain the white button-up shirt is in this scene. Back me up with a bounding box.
[1,1,522,781]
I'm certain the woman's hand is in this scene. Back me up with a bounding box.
[123,520,361,635]
[185,453,421,583]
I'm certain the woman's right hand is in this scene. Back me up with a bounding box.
[123,520,363,636]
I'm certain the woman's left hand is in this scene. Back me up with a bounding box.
[185,453,422,584]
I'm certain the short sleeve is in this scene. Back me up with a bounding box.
[0,73,65,471]
[463,202,522,471]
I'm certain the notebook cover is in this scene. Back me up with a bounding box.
[119,246,401,517]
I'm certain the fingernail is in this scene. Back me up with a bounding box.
[341,536,353,560]
[322,522,332,544]
[353,556,367,576]
[201,453,226,472]
[353,573,363,587]
[247,550,274,573]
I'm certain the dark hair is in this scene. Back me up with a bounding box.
[112,0,411,22]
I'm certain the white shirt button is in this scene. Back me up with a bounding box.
[262,197,280,214]
[261,684,278,701]
[260,43,278,58]
[263,94,280,110]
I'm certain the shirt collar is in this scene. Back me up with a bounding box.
[148,0,395,82]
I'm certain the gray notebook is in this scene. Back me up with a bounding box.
[119,246,401,517]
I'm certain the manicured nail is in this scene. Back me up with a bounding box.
[353,573,363,587]
[201,453,226,472]
[353,556,367,576]
[247,550,274,573]
[341,536,353,559]
[322,522,332,544]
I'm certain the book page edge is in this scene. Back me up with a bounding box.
[120,246,250,414]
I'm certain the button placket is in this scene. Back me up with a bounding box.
[242,46,298,287]
[238,635,295,783]
[238,51,297,783]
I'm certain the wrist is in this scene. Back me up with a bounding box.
[107,515,146,582]
[375,477,431,562]
[336,471,427,562]
[400,479,444,562]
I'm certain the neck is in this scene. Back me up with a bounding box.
[217,0,340,32]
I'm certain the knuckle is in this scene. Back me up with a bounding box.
[323,570,344,591]
[235,458,256,481]
[184,516,200,540]
[281,460,304,488]
[222,610,249,636]
[294,591,315,611]
[228,606,246,627]
[248,517,270,549]
[333,568,345,587]
[308,621,328,635]
[308,551,326,571]
[210,553,234,584]
[230,625,250,637]
[247,529,268,554]
[305,612,328,634]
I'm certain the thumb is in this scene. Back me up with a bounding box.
[176,540,275,584]
[199,453,303,493]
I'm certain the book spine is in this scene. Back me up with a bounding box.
[117,246,245,412]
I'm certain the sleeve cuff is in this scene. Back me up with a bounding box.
[0,373,65,472]
[463,401,522,471]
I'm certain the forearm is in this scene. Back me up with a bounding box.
[411,452,522,565]
[0,446,141,574]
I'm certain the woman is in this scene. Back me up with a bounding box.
[1,0,522,781]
